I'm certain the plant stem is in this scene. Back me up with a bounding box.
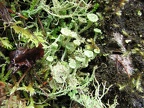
[79,21,92,34]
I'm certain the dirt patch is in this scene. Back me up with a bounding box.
[92,0,144,107]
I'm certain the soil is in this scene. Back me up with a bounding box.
[92,0,144,107]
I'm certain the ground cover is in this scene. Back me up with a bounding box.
[0,0,143,108]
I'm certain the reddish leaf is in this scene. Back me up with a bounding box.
[9,44,44,73]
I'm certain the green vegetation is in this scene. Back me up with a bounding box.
[0,0,118,107]
[0,0,143,108]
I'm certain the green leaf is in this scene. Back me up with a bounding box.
[94,28,102,34]
[17,83,35,96]
[10,84,18,95]
[91,3,99,12]
[87,13,98,22]
[46,56,54,62]
[69,58,76,69]
[73,39,81,46]
[84,50,94,58]
[66,42,76,53]
[0,37,13,49]
[25,97,35,108]
[61,28,77,38]
[78,17,87,23]
[94,48,100,54]
[12,25,45,46]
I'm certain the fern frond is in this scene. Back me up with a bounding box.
[0,37,13,49]
[12,25,45,46]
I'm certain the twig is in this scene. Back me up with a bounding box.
[17,67,31,85]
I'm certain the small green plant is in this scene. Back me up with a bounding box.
[68,66,118,108]
[0,0,118,107]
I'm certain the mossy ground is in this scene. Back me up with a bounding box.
[0,0,144,108]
